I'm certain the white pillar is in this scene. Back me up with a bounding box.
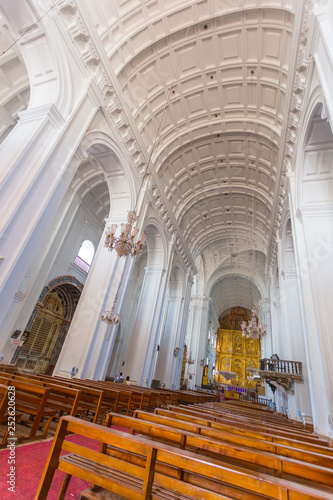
[124,264,169,387]
[54,216,134,380]
[154,270,193,389]
[260,298,272,359]
[293,208,333,438]
[153,296,183,387]
[185,296,210,390]
[171,272,193,389]
[279,270,312,420]
[0,98,96,357]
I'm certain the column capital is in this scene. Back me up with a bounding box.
[260,298,271,315]
[18,103,65,128]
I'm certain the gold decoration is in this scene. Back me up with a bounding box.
[215,307,262,390]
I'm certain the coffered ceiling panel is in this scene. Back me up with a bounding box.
[95,0,297,315]
[0,0,303,319]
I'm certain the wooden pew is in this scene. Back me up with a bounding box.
[35,416,333,500]
[166,406,333,454]
[104,412,333,490]
[0,380,56,442]
[0,373,112,431]
[185,403,325,442]
[197,401,315,433]
[133,409,333,470]
[12,373,137,419]
[201,401,313,433]
[0,383,10,445]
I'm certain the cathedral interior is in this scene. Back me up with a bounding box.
[0,0,332,440]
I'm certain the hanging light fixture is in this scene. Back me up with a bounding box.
[242,306,267,340]
[101,288,121,326]
[241,69,267,342]
[103,24,191,320]
[101,307,121,326]
[104,210,146,258]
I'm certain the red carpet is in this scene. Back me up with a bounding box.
[0,426,129,500]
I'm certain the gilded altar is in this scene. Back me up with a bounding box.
[215,307,262,390]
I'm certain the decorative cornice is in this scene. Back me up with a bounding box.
[56,0,196,274]
[268,0,315,274]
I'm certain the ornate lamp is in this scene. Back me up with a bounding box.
[104,210,146,258]
[241,306,267,340]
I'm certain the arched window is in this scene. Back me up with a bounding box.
[74,240,95,273]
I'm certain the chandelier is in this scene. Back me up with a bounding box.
[101,307,121,326]
[241,306,267,340]
[104,210,146,258]
[101,287,121,326]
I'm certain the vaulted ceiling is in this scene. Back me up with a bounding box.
[95,0,299,316]
[0,0,304,318]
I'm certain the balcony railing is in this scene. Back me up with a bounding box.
[260,358,302,377]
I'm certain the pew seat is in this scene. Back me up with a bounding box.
[35,416,333,500]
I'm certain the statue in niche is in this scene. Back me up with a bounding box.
[246,338,255,353]
[44,292,64,317]
[222,334,230,350]
[233,335,242,352]
[232,359,243,378]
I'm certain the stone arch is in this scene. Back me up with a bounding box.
[81,132,137,219]
[169,262,185,297]
[280,216,297,276]
[142,219,167,268]
[298,101,333,209]
[0,1,72,112]
[13,275,83,374]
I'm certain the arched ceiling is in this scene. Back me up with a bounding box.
[70,157,110,225]
[211,275,261,316]
[0,0,304,319]
[100,1,295,260]
[207,249,266,315]
[91,0,298,316]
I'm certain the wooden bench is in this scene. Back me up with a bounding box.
[199,401,314,432]
[105,412,333,490]
[0,383,10,445]
[184,403,325,443]
[16,374,106,424]
[34,415,333,500]
[134,409,333,468]
[11,373,141,420]
[1,380,56,442]
[0,374,105,425]
[164,405,333,455]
